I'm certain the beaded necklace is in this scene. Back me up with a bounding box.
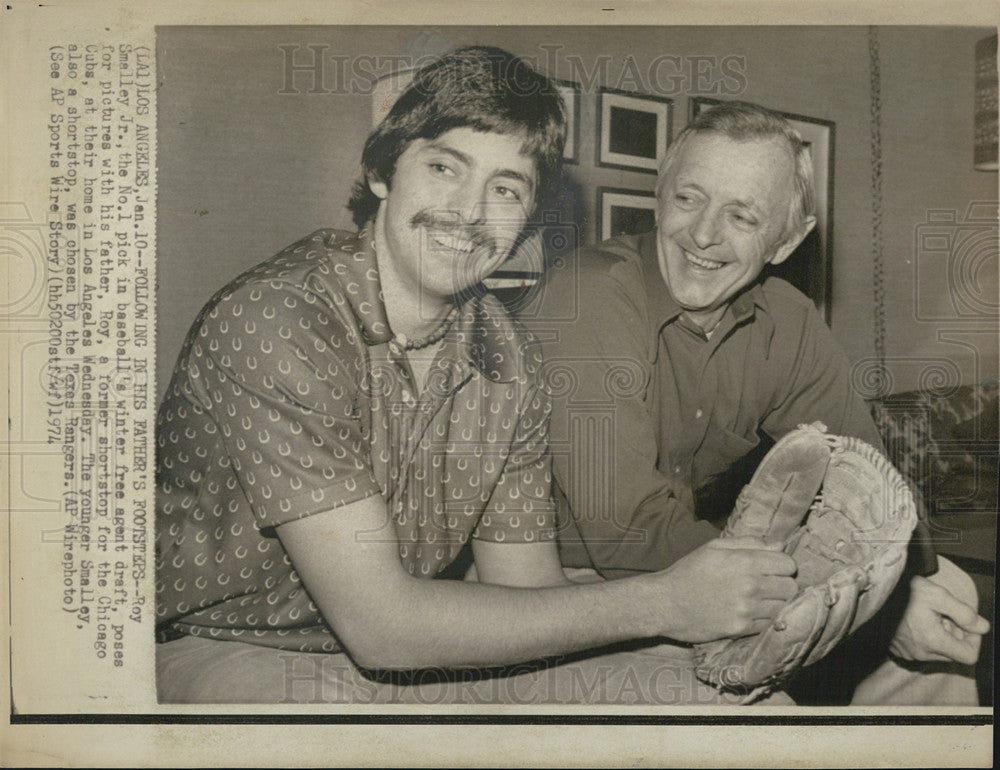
[392,305,459,350]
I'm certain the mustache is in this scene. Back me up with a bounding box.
[409,210,506,248]
[410,209,464,229]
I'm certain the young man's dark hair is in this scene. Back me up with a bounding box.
[347,45,566,229]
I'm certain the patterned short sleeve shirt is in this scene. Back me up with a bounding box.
[156,229,556,652]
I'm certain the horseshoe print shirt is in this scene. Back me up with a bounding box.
[155,229,556,652]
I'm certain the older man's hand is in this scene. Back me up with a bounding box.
[889,557,990,666]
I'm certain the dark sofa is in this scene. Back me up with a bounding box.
[868,381,998,703]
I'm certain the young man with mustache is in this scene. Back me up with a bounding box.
[155,49,799,703]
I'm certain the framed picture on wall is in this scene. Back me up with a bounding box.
[597,88,672,173]
[598,187,658,242]
[689,97,835,324]
[556,79,581,163]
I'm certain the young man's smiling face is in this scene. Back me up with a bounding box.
[371,126,536,309]
[656,131,813,331]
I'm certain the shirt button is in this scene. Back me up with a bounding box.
[695,408,704,419]
[674,465,682,475]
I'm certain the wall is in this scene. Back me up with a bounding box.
[877,27,998,394]
[156,25,998,397]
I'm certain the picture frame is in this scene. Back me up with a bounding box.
[597,187,658,242]
[597,88,672,173]
[689,97,836,324]
[556,79,581,163]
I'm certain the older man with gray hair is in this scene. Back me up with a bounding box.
[528,100,988,704]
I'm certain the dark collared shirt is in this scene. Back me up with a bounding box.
[156,229,556,652]
[527,232,891,578]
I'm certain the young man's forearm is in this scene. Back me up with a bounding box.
[337,572,667,670]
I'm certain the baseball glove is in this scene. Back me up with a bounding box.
[692,422,918,702]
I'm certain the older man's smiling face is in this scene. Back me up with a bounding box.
[656,132,807,331]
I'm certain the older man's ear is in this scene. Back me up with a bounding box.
[770,215,817,267]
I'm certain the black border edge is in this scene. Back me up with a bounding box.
[8,713,994,726]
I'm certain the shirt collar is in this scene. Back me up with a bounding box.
[324,228,524,383]
[740,280,776,357]
[451,294,533,383]
[637,231,684,332]
[635,230,775,355]
[318,227,392,346]
[723,282,776,356]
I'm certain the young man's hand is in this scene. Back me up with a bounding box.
[656,537,798,643]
